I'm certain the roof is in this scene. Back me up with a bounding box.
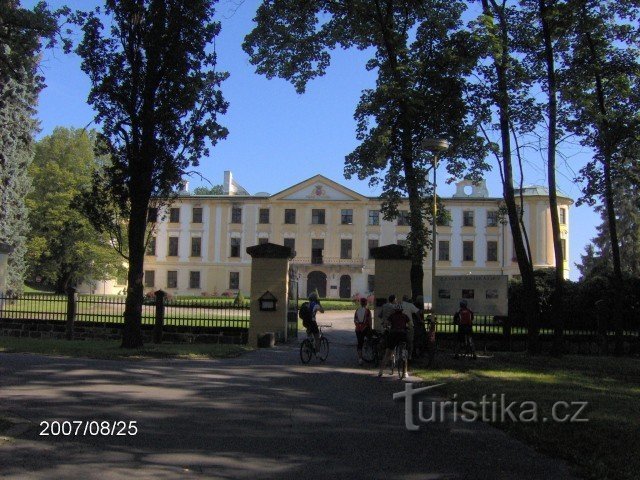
[515,185,573,203]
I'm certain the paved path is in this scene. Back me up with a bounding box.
[0,311,579,479]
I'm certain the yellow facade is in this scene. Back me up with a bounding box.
[142,173,572,301]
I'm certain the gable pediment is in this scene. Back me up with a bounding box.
[272,175,367,202]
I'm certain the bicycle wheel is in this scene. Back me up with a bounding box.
[391,344,399,375]
[362,337,376,363]
[317,337,329,362]
[398,343,407,380]
[300,339,313,364]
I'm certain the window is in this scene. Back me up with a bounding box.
[284,209,296,224]
[340,239,352,259]
[397,210,410,226]
[341,209,353,224]
[463,210,474,227]
[368,239,379,259]
[230,238,241,257]
[169,207,180,223]
[259,208,270,224]
[312,239,324,264]
[437,209,451,226]
[438,289,451,299]
[438,240,450,261]
[189,271,201,289]
[463,240,474,261]
[312,209,325,224]
[283,238,295,253]
[487,211,499,227]
[146,237,156,256]
[368,210,380,226]
[367,275,375,292]
[486,289,499,299]
[191,237,202,257]
[144,270,155,288]
[487,240,498,262]
[258,237,269,245]
[168,237,179,257]
[559,208,567,225]
[229,272,239,290]
[167,271,178,289]
[231,206,242,224]
[192,207,203,223]
[147,207,158,223]
[462,289,475,299]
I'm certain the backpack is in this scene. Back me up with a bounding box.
[459,308,473,325]
[299,302,313,327]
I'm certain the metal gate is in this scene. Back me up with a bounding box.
[287,271,299,341]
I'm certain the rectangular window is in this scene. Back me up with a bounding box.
[167,271,178,289]
[487,240,498,262]
[463,210,474,227]
[144,270,155,288]
[312,209,325,225]
[463,240,474,261]
[368,239,379,259]
[341,209,353,224]
[560,208,567,225]
[168,237,179,257]
[231,206,242,224]
[258,237,269,245]
[147,207,158,223]
[368,210,380,226]
[311,239,324,264]
[191,237,202,257]
[192,207,203,223]
[229,272,239,290]
[367,274,375,293]
[438,240,450,261]
[284,208,296,224]
[487,211,499,227]
[189,271,201,289]
[230,238,241,257]
[169,207,180,223]
[438,289,451,299]
[283,238,295,253]
[146,237,156,256]
[340,239,352,259]
[486,289,499,299]
[462,289,475,299]
[259,208,270,224]
[397,210,410,226]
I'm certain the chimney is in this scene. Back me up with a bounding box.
[223,171,233,195]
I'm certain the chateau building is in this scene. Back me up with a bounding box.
[141,171,572,300]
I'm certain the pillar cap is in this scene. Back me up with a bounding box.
[246,242,295,259]
[370,244,411,260]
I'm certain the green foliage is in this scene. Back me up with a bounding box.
[193,184,224,195]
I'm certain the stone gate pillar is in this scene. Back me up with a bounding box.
[0,243,14,299]
[370,244,412,321]
[246,243,295,348]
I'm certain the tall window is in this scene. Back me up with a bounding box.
[191,237,202,257]
[368,210,380,226]
[144,270,155,288]
[231,206,242,224]
[312,209,325,224]
[397,210,410,226]
[192,207,203,223]
[487,211,499,227]
[189,271,201,289]
[559,208,567,225]
[283,238,295,253]
[229,272,239,290]
[258,237,269,245]
[147,207,158,223]
[487,240,498,262]
[463,241,474,261]
[167,271,178,289]
[340,239,352,259]
[168,237,179,257]
[368,239,379,259]
[463,210,474,227]
[230,238,241,257]
[146,237,156,256]
[438,240,450,261]
[284,209,296,224]
[341,209,353,224]
[311,239,324,264]
[169,207,180,223]
[259,208,270,224]
[367,275,375,292]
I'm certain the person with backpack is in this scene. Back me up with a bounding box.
[354,297,372,365]
[378,304,410,378]
[299,292,324,353]
[454,300,476,359]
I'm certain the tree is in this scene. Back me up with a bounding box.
[193,184,223,195]
[75,0,228,348]
[26,127,125,293]
[244,0,487,299]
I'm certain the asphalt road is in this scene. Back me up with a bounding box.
[0,311,579,479]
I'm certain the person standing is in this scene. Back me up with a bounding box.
[401,294,419,359]
[354,297,372,365]
[378,304,410,378]
[454,300,476,359]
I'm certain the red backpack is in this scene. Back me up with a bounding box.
[459,308,473,325]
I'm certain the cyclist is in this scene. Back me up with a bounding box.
[378,304,410,378]
[308,292,324,353]
[354,297,372,365]
[454,300,476,359]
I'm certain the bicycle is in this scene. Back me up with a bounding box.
[414,315,438,367]
[391,340,409,379]
[454,324,477,360]
[300,324,330,363]
[362,329,383,366]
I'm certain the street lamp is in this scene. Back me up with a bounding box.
[422,138,450,309]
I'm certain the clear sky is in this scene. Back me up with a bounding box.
[24,0,599,280]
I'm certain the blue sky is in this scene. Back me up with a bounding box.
[25,0,599,280]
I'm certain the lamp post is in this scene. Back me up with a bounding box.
[422,139,450,308]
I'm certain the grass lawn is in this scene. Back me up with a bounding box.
[415,353,640,480]
[0,337,250,361]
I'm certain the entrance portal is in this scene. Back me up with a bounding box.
[339,275,351,299]
[307,271,327,298]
